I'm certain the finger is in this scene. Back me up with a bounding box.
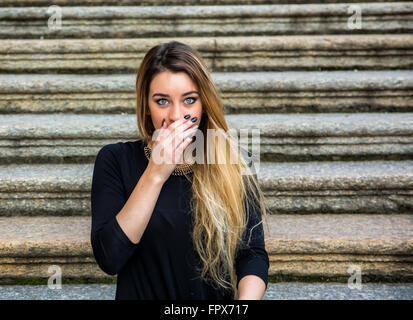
[155,117,196,157]
[170,116,198,139]
[166,117,190,134]
[175,117,198,137]
[152,122,165,144]
[156,130,181,163]
[155,125,197,165]
[176,135,197,164]
[168,117,194,148]
[152,119,173,161]
[171,124,198,151]
[153,117,172,143]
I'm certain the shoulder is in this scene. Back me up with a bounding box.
[97,139,144,161]
[96,140,143,166]
[97,141,122,156]
[95,142,123,164]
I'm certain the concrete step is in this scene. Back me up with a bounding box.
[0,3,412,39]
[1,71,412,114]
[0,284,117,300]
[2,35,412,73]
[1,113,413,164]
[264,282,413,300]
[0,214,411,280]
[0,283,412,300]
[0,0,404,7]
[1,160,412,215]
[259,160,413,214]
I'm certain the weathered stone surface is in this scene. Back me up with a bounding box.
[265,214,413,254]
[0,0,412,284]
[268,261,413,279]
[265,214,413,278]
[0,264,112,279]
[0,216,110,278]
[1,283,413,300]
[0,0,402,7]
[258,160,413,214]
[0,217,92,257]
[1,71,412,114]
[0,215,411,279]
[0,3,412,39]
[1,113,412,164]
[0,163,92,216]
[231,113,413,161]
[0,160,412,215]
[1,35,412,73]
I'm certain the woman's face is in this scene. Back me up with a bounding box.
[148,70,203,134]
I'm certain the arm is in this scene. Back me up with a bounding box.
[237,275,266,300]
[91,120,195,275]
[235,213,269,300]
[115,163,164,245]
[90,144,164,275]
[235,172,269,300]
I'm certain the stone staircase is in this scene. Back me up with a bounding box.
[0,1,412,289]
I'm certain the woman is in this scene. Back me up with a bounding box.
[90,41,269,300]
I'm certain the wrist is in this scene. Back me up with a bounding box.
[143,166,166,186]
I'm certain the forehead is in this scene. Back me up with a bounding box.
[149,71,198,93]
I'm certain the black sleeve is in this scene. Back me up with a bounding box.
[235,152,269,290]
[90,144,139,276]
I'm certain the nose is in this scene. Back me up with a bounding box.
[168,103,184,123]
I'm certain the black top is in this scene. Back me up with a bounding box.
[90,139,269,300]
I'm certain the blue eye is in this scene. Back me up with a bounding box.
[155,97,197,105]
[185,97,197,104]
[156,98,168,105]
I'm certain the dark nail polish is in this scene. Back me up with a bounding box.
[191,117,198,123]
[184,114,191,119]
[161,119,165,126]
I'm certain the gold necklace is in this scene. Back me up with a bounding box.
[143,145,194,176]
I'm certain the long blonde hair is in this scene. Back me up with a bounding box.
[135,41,268,299]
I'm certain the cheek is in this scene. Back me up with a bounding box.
[148,103,160,119]
[155,117,163,128]
[195,105,203,126]
[195,101,203,114]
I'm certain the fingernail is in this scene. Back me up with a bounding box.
[184,114,191,119]
[193,125,198,129]
[161,119,165,126]
[191,117,198,122]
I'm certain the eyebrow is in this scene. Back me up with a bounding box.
[151,91,199,98]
